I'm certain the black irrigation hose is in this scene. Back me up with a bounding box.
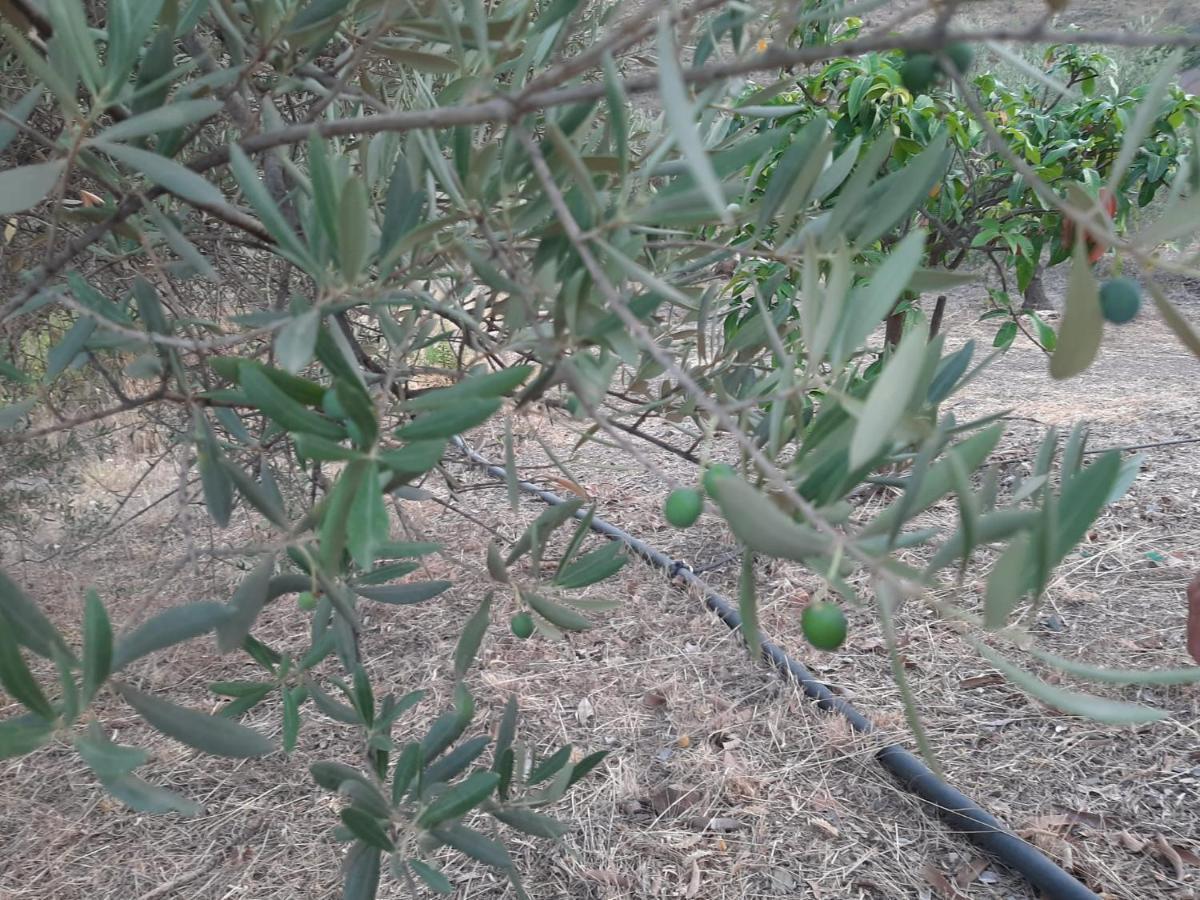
[451,437,1101,900]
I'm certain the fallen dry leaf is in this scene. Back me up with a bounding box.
[648,783,702,817]
[1152,834,1186,880]
[547,476,591,499]
[576,696,594,727]
[642,690,667,708]
[953,856,987,888]
[920,862,965,899]
[1116,831,1147,853]
[809,816,840,839]
[960,672,1005,689]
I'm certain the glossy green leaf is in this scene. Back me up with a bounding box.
[709,476,829,562]
[223,458,290,527]
[1053,452,1120,564]
[353,581,451,605]
[657,15,726,221]
[1028,648,1200,685]
[45,317,95,382]
[850,327,927,468]
[417,770,499,828]
[94,140,226,208]
[491,806,568,839]
[347,463,388,570]
[239,363,344,439]
[454,593,491,679]
[983,533,1032,630]
[386,742,419,804]
[408,367,534,412]
[81,589,112,704]
[112,602,232,671]
[102,771,202,815]
[830,228,925,367]
[973,642,1168,725]
[104,0,166,90]
[505,500,584,565]
[408,859,453,894]
[94,99,223,143]
[0,398,36,430]
[342,841,382,900]
[567,748,608,787]
[341,807,395,852]
[338,177,370,282]
[1049,242,1103,380]
[74,725,149,779]
[119,684,274,757]
[525,593,591,632]
[228,145,311,265]
[275,309,319,375]
[379,153,424,265]
[0,160,65,215]
[423,736,490,790]
[431,823,512,869]
[0,85,42,156]
[215,555,275,653]
[0,569,70,660]
[196,421,233,526]
[0,624,54,719]
[0,715,53,759]
[307,680,361,726]
[527,744,571,786]
[395,397,502,441]
[862,425,1004,537]
[553,542,625,589]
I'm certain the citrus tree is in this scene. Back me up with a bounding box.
[2,1,1200,896]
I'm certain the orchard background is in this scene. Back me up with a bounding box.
[1,0,1200,897]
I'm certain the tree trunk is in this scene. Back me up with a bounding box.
[1022,264,1051,310]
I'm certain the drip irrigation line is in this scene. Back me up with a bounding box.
[451,436,1101,900]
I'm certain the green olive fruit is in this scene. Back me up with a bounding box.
[702,463,737,497]
[801,601,847,651]
[944,42,975,75]
[510,612,535,639]
[1098,276,1141,324]
[901,53,938,94]
[663,488,704,528]
[297,591,318,611]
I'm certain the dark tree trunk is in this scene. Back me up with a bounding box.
[1022,264,1051,310]
[928,295,947,338]
[885,309,904,348]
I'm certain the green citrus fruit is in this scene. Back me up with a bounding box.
[944,42,974,75]
[901,53,938,94]
[702,463,737,497]
[801,601,847,651]
[297,591,318,611]
[1098,276,1141,324]
[510,612,534,639]
[664,488,704,528]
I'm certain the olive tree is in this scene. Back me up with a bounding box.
[1,0,1199,895]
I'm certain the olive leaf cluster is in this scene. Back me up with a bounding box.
[2,1,1200,896]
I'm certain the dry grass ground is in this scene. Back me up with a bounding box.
[2,269,1198,900]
